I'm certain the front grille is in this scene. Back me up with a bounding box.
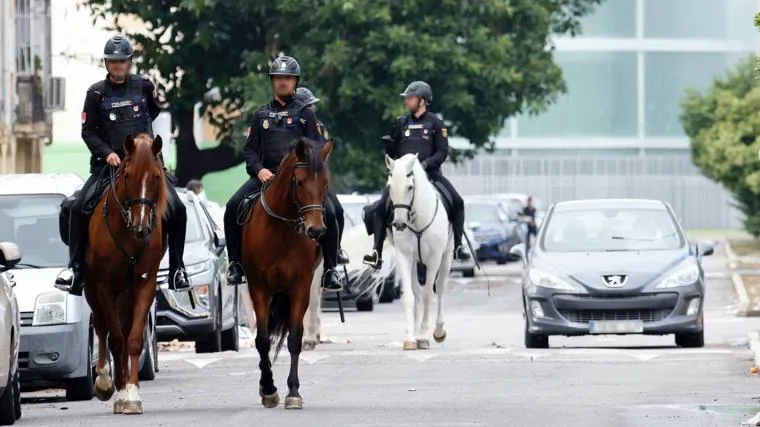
[20,312,33,327]
[558,308,672,323]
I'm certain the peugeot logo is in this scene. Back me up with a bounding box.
[602,274,627,288]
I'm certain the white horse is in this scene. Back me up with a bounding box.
[303,215,397,350]
[386,153,453,350]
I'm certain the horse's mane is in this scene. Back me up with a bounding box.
[390,154,432,193]
[282,137,324,173]
[122,133,169,220]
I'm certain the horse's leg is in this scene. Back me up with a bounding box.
[303,265,322,351]
[87,287,114,401]
[121,280,155,415]
[417,259,438,350]
[250,282,279,408]
[105,305,128,414]
[396,252,417,350]
[434,247,453,344]
[284,283,310,410]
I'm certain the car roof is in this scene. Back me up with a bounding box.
[337,193,373,204]
[553,198,667,211]
[0,173,85,197]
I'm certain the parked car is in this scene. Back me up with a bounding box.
[155,189,239,353]
[463,199,521,264]
[0,242,22,425]
[511,198,711,349]
[450,226,477,277]
[0,173,156,402]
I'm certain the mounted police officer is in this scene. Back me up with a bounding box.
[363,81,471,269]
[55,35,191,295]
[295,86,349,266]
[224,57,344,291]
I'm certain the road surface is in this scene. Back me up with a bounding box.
[17,244,760,426]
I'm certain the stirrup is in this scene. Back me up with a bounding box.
[170,269,192,292]
[55,269,83,295]
[362,251,383,269]
[321,269,343,292]
[337,248,350,265]
[227,262,247,286]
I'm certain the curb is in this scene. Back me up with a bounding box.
[733,272,751,317]
[743,332,760,426]
[725,238,739,269]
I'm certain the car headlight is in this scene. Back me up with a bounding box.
[186,259,213,276]
[656,264,699,288]
[528,269,574,290]
[193,284,210,308]
[33,291,67,326]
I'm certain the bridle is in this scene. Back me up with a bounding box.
[260,161,325,235]
[390,167,440,264]
[103,165,160,265]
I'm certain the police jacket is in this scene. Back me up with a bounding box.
[243,95,324,177]
[384,111,449,174]
[81,75,161,173]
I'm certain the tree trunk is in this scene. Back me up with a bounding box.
[173,107,243,187]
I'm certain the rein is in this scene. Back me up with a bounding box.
[259,161,325,235]
[392,169,441,264]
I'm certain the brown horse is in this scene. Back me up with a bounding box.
[84,133,168,415]
[242,137,333,410]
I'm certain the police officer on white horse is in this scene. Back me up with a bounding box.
[363,81,471,269]
[55,35,191,295]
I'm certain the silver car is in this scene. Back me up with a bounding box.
[155,190,238,353]
[0,242,21,425]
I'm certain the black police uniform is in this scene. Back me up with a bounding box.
[223,95,344,289]
[316,120,346,245]
[65,75,189,293]
[366,111,467,264]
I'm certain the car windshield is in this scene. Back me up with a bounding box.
[0,194,68,268]
[341,202,366,228]
[184,198,204,242]
[466,204,501,223]
[542,208,683,252]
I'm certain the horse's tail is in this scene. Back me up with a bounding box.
[268,293,291,363]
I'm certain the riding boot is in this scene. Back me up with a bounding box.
[452,208,471,261]
[167,218,191,292]
[362,216,386,269]
[55,211,87,296]
[320,219,343,292]
[224,209,246,286]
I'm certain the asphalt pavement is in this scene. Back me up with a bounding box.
[16,245,760,426]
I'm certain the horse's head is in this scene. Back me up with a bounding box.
[119,133,168,239]
[285,137,333,239]
[385,153,423,231]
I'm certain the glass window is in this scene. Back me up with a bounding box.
[517,52,637,138]
[644,0,756,40]
[644,52,746,137]
[465,203,503,223]
[578,0,636,37]
[184,199,204,242]
[542,208,683,252]
[0,194,68,268]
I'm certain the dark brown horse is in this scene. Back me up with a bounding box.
[85,133,168,415]
[242,137,333,410]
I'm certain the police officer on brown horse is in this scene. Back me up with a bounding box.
[55,35,191,295]
[224,57,344,291]
[363,81,471,269]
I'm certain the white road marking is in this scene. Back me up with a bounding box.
[185,358,221,369]
[300,354,330,365]
[404,353,438,362]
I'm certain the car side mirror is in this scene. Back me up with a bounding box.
[509,243,527,268]
[0,242,22,273]
[696,242,714,257]
[213,232,226,249]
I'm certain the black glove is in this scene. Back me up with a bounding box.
[420,159,429,170]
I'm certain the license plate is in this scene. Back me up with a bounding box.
[588,320,643,334]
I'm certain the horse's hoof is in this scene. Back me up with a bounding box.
[284,396,303,410]
[403,340,417,351]
[433,331,447,343]
[261,392,280,408]
[122,400,143,415]
[94,383,115,402]
[113,400,125,414]
[416,339,430,350]
[303,340,317,351]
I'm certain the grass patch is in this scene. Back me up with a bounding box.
[685,229,751,240]
[741,275,760,310]
[728,239,760,257]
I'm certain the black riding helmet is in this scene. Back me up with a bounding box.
[295,87,319,106]
[269,56,301,77]
[400,81,433,104]
[103,35,133,61]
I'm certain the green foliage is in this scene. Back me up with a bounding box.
[680,55,760,236]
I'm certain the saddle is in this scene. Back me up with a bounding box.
[236,190,262,226]
[363,182,454,237]
[58,172,112,246]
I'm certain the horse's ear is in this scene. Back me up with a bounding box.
[320,140,333,161]
[294,138,307,159]
[152,135,163,157]
[124,135,135,154]
[385,154,395,170]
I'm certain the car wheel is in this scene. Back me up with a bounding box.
[138,322,156,381]
[0,367,15,425]
[11,372,19,421]
[462,268,475,278]
[195,291,223,354]
[221,290,240,352]
[379,277,396,303]
[675,330,704,348]
[524,314,548,349]
[496,255,508,265]
[356,295,374,312]
[65,330,94,401]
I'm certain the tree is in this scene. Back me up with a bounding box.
[680,55,760,236]
[236,0,603,191]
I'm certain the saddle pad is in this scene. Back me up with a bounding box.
[236,191,262,226]
[431,181,454,220]
[82,173,112,216]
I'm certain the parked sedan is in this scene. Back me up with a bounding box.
[0,173,156,402]
[0,242,22,425]
[464,200,521,264]
[511,198,712,349]
[155,190,239,353]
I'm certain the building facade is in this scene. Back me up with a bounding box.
[446,0,757,228]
